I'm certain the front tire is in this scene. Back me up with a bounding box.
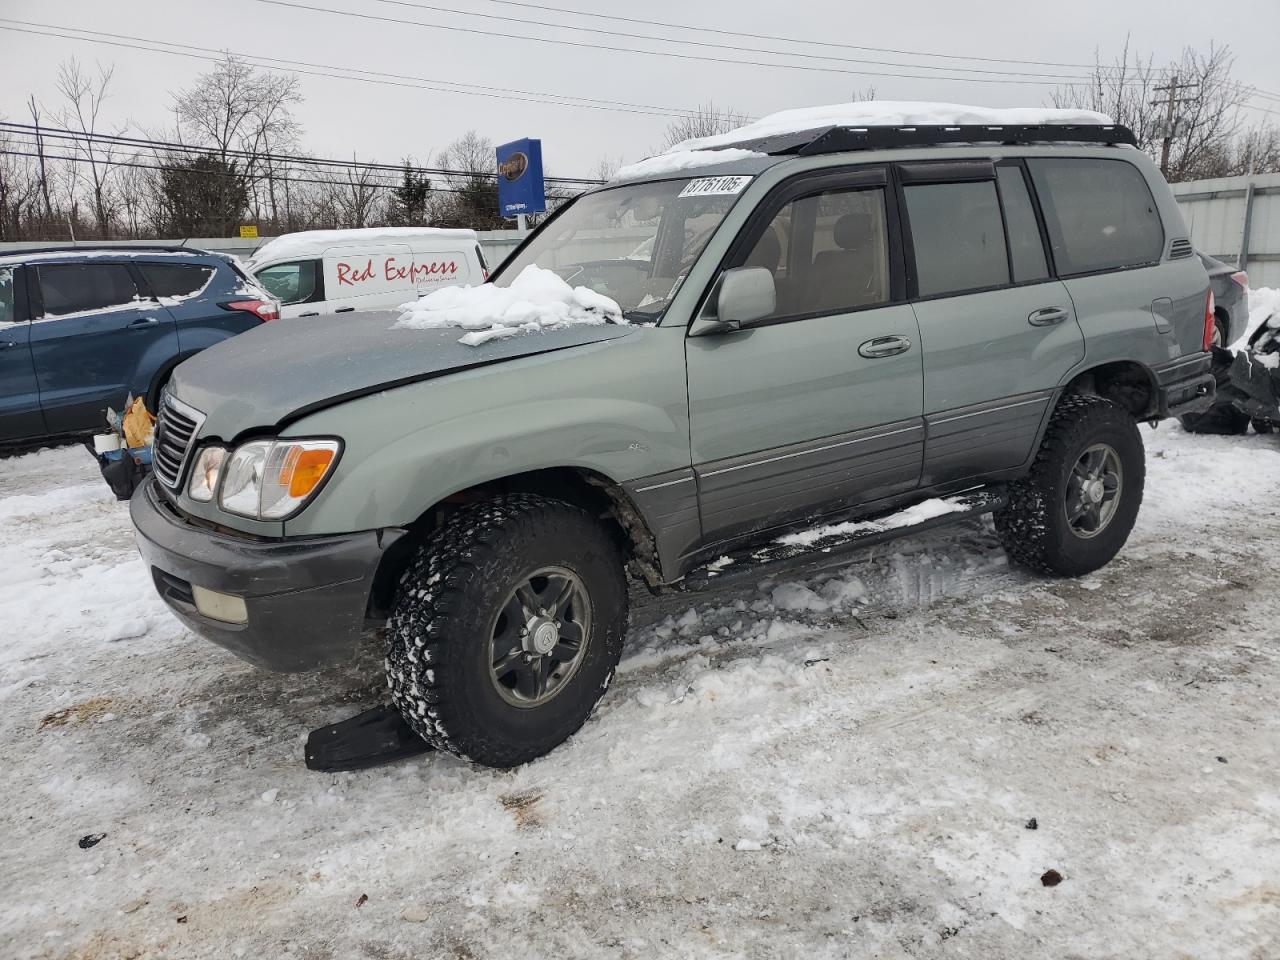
[386,494,628,768]
[995,395,1145,577]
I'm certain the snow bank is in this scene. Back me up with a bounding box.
[248,226,477,265]
[670,101,1115,152]
[612,147,766,182]
[394,263,623,346]
[1234,286,1280,351]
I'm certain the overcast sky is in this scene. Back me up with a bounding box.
[1,0,1276,179]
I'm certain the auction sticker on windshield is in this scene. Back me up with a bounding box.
[678,176,753,198]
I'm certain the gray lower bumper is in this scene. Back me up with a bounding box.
[130,478,404,672]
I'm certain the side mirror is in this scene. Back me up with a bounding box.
[693,267,776,335]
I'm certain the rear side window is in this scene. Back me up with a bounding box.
[738,186,890,320]
[1027,158,1163,275]
[139,263,214,300]
[255,260,320,305]
[905,180,1009,297]
[37,263,138,318]
[996,166,1049,282]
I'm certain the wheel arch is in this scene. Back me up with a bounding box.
[365,466,662,620]
[1059,360,1160,420]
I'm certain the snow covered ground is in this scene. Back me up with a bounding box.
[2,425,1279,959]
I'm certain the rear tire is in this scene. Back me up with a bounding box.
[995,395,1144,577]
[386,493,628,768]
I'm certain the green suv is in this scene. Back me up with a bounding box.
[131,121,1216,767]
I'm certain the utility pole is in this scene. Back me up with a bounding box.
[1151,74,1199,179]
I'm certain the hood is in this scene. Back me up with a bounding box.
[169,310,636,439]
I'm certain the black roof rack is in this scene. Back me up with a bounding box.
[0,244,211,258]
[713,123,1137,157]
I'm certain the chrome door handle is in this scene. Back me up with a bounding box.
[127,316,159,328]
[0,341,15,350]
[858,335,912,359]
[1028,307,1069,326]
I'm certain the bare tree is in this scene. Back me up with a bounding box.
[1052,41,1257,182]
[0,123,43,241]
[56,58,128,237]
[592,155,623,181]
[432,131,508,229]
[661,102,749,151]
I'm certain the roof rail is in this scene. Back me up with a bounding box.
[715,123,1138,157]
[0,244,211,258]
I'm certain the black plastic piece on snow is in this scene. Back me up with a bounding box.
[305,704,433,772]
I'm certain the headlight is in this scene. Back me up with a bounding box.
[214,438,340,520]
[188,447,227,502]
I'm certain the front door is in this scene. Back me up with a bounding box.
[686,168,924,547]
[899,160,1085,485]
[0,266,42,442]
[29,260,179,434]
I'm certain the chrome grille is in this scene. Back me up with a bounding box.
[152,392,205,490]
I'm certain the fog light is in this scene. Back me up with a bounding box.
[192,585,248,624]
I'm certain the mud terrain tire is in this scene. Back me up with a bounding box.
[995,394,1144,577]
[386,494,628,768]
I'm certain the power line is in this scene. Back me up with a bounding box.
[251,0,1105,87]
[357,0,1098,81]
[452,0,1125,71]
[0,20,701,123]
[0,121,606,185]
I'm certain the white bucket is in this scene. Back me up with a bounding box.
[93,434,122,454]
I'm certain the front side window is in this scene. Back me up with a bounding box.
[0,268,13,324]
[738,187,890,321]
[255,260,320,305]
[496,176,747,322]
[37,263,138,318]
[1028,158,1163,275]
[139,263,215,300]
[905,180,1010,297]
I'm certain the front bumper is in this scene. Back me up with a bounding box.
[1155,353,1216,418]
[130,478,405,672]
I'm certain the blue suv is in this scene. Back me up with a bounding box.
[0,247,277,446]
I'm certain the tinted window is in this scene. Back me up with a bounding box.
[996,166,1049,282]
[739,187,889,319]
[256,260,319,305]
[38,263,138,318]
[0,268,13,324]
[1028,158,1163,275]
[905,180,1009,297]
[139,263,214,300]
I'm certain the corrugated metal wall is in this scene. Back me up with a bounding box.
[1171,173,1280,288]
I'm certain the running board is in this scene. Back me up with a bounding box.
[679,486,1007,593]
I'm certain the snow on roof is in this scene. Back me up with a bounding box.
[612,147,767,183]
[249,226,478,265]
[394,263,624,347]
[669,101,1116,152]
[0,247,208,266]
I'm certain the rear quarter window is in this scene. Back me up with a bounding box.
[139,262,215,300]
[1028,157,1164,276]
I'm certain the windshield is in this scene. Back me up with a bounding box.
[495,177,748,322]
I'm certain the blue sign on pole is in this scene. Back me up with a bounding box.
[496,138,546,218]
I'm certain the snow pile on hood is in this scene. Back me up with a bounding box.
[613,147,766,182]
[395,264,624,346]
[670,101,1115,152]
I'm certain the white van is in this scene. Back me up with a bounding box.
[246,227,488,319]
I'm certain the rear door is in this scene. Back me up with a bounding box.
[29,260,179,434]
[0,265,43,441]
[686,167,925,546]
[135,260,219,347]
[901,160,1083,486]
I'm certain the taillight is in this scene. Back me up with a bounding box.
[221,299,279,322]
[1230,271,1248,289]
[1202,289,1216,352]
